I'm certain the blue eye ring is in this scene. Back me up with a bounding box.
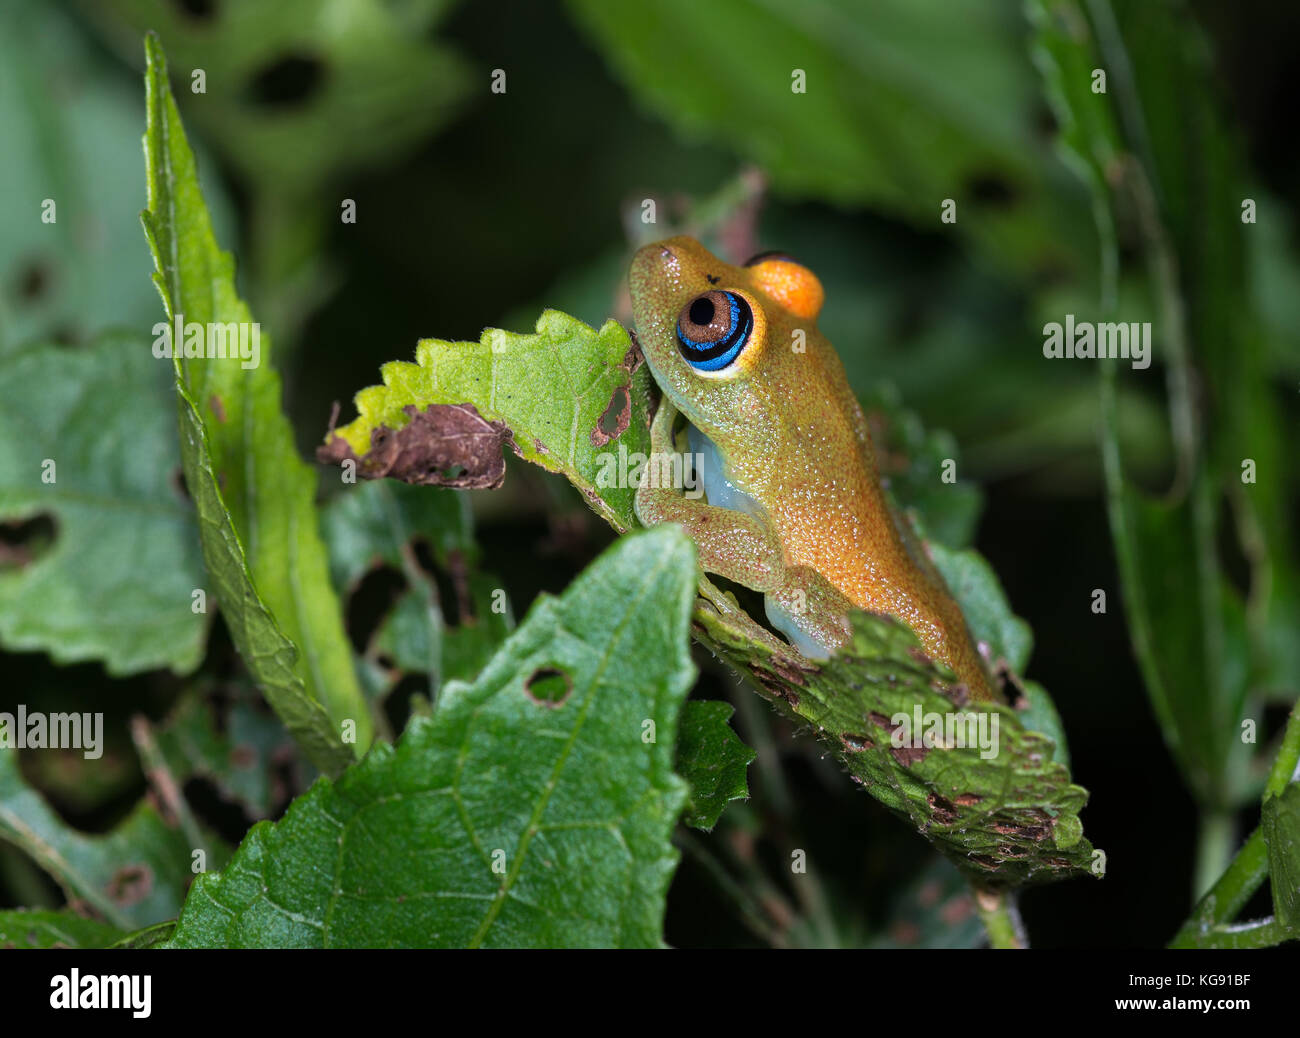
[675,290,753,372]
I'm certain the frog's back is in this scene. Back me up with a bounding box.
[763,330,994,699]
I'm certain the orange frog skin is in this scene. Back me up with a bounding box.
[630,236,996,701]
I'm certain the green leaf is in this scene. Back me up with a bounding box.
[675,701,755,831]
[0,908,123,949]
[930,544,1033,675]
[693,589,1095,886]
[169,364,352,774]
[109,920,177,948]
[851,303,1035,689]
[0,333,206,673]
[1108,2,1299,713]
[1262,783,1300,932]
[0,0,215,350]
[373,582,513,689]
[165,527,698,948]
[322,310,653,533]
[95,0,472,197]
[328,307,1092,883]
[1027,0,1276,811]
[154,688,298,820]
[1025,0,1124,204]
[319,481,514,691]
[567,0,1094,278]
[1015,679,1071,770]
[89,0,473,343]
[320,480,477,593]
[859,384,982,550]
[140,33,370,772]
[0,749,207,930]
[1105,486,1248,801]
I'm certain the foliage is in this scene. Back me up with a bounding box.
[0,1,1295,951]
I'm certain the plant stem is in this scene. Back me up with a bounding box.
[1170,706,1300,946]
[1192,808,1236,901]
[1174,914,1285,950]
[1265,705,1300,797]
[974,886,1028,949]
[1173,825,1269,945]
[129,715,207,864]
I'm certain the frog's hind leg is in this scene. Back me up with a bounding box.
[764,569,854,660]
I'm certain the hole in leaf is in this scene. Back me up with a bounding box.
[268,741,310,818]
[445,550,475,625]
[170,466,192,503]
[524,666,571,709]
[182,776,263,841]
[106,864,154,907]
[245,54,325,108]
[1217,494,1252,597]
[207,682,240,737]
[0,843,62,909]
[964,172,1019,208]
[0,514,57,570]
[228,741,256,770]
[51,324,80,347]
[592,385,630,445]
[14,259,51,303]
[384,672,432,733]
[172,0,218,20]
[346,564,406,654]
[411,539,472,626]
[1034,103,1059,139]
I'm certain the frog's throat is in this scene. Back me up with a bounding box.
[686,423,833,658]
[686,423,763,519]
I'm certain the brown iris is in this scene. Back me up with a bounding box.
[675,290,752,371]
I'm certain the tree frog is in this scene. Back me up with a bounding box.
[630,236,996,701]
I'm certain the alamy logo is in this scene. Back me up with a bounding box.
[50,970,151,1018]
[1042,314,1151,369]
[152,311,261,369]
[0,705,102,760]
[890,705,1000,760]
[595,443,704,498]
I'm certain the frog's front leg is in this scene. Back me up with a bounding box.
[635,397,786,592]
[635,400,853,659]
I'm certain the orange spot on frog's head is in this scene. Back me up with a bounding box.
[742,251,824,321]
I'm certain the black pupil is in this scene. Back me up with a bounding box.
[688,298,715,326]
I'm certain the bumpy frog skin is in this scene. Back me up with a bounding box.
[630,236,996,701]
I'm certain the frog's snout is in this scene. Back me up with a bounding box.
[629,239,682,301]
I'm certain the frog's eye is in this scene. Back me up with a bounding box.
[744,251,823,320]
[675,290,754,372]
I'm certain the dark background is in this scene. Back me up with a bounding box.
[2,0,1297,948]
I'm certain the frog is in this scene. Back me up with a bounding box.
[629,236,997,701]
